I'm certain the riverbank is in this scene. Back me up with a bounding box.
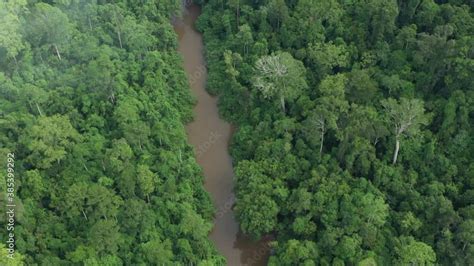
[173,3,269,266]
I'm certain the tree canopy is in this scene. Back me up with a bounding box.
[197,0,474,264]
[0,1,223,264]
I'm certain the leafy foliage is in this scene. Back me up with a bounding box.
[0,0,223,264]
[198,0,474,264]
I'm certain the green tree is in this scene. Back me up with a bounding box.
[455,219,474,256]
[307,41,349,78]
[305,74,349,154]
[23,115,80,169]
[235,24,253,55]
[22,170,45,201]
[267,0,289,30]
[395,237,436,265]
[227,0,240,25]
[0,0,26,61]
[137,165,155,202]
[106,139,133,172]
[87,220,122,255]
[20,84,47,116]
[26,3,73,60]
[0,243,24,265]
[235,160,283,238]
[140,239,174,265]
[268,240,318,266]
[334,236,362,263]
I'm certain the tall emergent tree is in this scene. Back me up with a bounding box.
[381,98,429,164]
[197,0,474,264]
[252,52,307,113]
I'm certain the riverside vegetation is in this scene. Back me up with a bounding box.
[195,0,473,265]
[0,0,473,265]
[0,0,225,264]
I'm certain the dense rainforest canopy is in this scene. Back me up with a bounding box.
[0,0,225,264]
[0,0,473,265]
[195,0,473,265]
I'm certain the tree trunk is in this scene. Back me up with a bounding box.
[28,101,33,112]
[82,209,88,220]
[83,163,89,173]
[373,137,379,146]
[13,55,18,69]
[412,0,423,21]
[54,44,61,60]
[88,16,93,31]
[392,137,400,165]
[319,128,325,155]
[280,95,286,113]
[117,30,123,49]
[236,1,240,26]
[35,102,43,116]
[39,52,45,65]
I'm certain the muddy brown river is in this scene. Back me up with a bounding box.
[173,3,270,266]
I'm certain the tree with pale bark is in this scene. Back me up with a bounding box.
[381,98,429,165]
[252,52,307,113]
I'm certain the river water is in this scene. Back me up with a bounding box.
[173,3,270,266]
